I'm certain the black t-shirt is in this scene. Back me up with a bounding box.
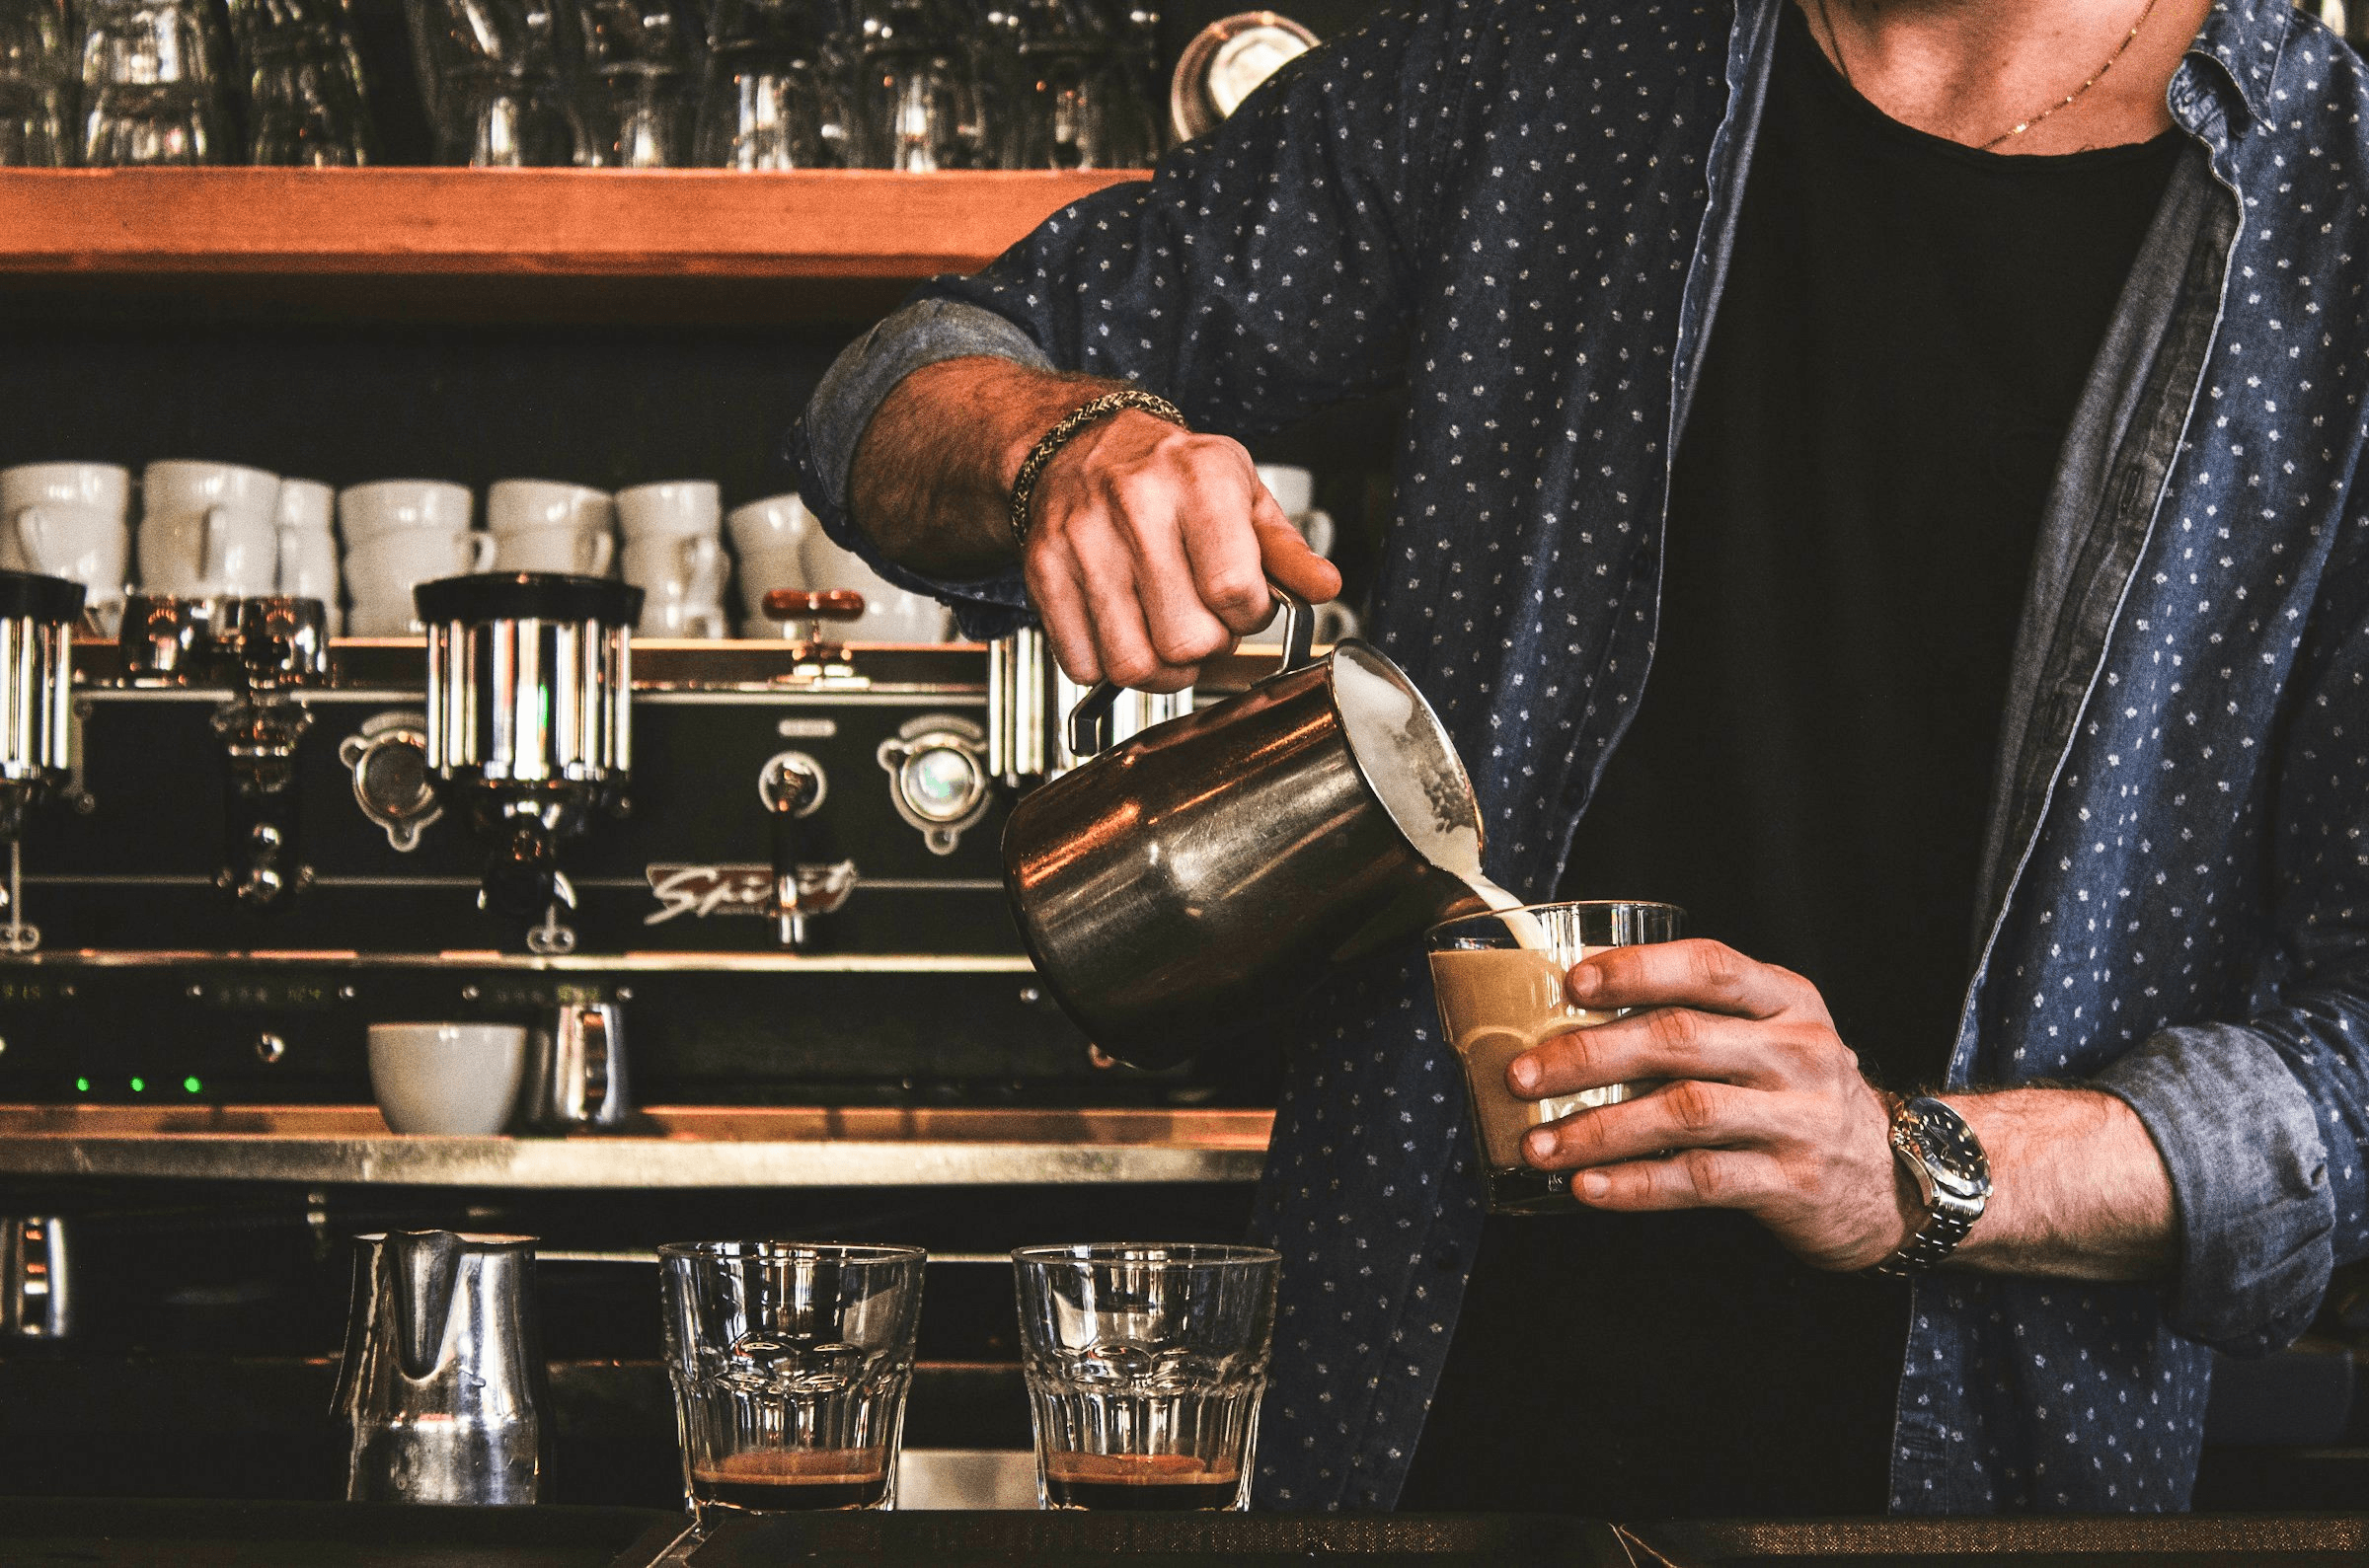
[1399,4,2180,1519]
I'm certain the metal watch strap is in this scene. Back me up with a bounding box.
[1869,1095,1990,1279]
[1007,389,1188,549]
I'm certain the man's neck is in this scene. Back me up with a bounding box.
[1799,0,2215,154]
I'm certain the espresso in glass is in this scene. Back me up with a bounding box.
[690,1448,890,1512]
[1042,1452,1243,1511]
[1426,901,1684,1213]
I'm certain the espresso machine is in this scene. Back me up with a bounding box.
[0,589,1287,1109]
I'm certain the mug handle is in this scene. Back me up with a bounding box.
[462,532,498,572]
[197,506,228,587]
[1300,508,1337,560]
[1065,578,1313,759]
[582,532,615,576]
[7,507,46,571]
[272,519,301,594]
[679,535,722,593]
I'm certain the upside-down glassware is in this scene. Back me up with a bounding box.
[79,0,232,165]
[0,0,75,165]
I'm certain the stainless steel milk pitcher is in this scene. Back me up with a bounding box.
[1003,588,1487,1070]
[333,1230,551,1505]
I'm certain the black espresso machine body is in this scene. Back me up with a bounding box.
[0,639,1268,1109]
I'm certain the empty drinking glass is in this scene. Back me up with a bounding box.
[695,0,849,168]
[571,0,698,167]
[230,0,377,164]
[1012,1242,1278,1511]
[79,0,232,165]
[405,0,581,165]
[846,0,982,169]
[1007,0,1152,170]
[0,0,75,165]
[659,1241,925,1522]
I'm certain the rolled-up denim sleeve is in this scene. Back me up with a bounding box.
[2092,503,2369,1356]
[788,298,1052,639]
[2095,1024,2333,1354]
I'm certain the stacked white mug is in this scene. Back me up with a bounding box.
[138,461,283,599]
[802,507,956,644]
[273,479,342,631]
[0,463,132,633]
[725,492,815,635]
[489,479,615,578]
[618,481,726,638]
[341,481,490,635]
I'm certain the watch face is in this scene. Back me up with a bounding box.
[1908,1100,1992,1202]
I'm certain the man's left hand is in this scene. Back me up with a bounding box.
[1509,938,1919,1272]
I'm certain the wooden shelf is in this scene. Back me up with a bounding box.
[0,167,1143,276]
[0,167,1146,322]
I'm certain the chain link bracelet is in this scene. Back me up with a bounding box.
[1007,389,1188,550]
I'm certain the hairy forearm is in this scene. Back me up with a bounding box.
[849,357,1124,579]
[1945,1087,2177,1281]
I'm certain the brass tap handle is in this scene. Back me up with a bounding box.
[762,589,867,623]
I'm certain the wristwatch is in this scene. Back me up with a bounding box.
[1869,1094,1992,1278]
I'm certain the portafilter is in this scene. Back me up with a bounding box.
[415,571,643,952]
[0,569,85,954]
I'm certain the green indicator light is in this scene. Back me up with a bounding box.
[128,1077,145,1093]
[73,1078,89,1093]
[183,1077,202,1094]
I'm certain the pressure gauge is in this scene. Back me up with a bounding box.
[878,716,991,854]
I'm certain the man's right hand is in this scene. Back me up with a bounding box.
[849,357,1341,693]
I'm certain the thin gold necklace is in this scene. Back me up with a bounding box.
[1811,0,2166,151]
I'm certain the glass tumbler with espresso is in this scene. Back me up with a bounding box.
[1013,1243,1278,1511]
[1427,900,1685,1214]
[657,1240,924,1522]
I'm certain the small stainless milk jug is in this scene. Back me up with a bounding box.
[333,1230,551,1504]
[1003,589,1487,1070]
[514,1002,630,1131]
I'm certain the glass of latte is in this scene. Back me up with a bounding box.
[658,1240,925,1522]
[1426,900,1685,1214]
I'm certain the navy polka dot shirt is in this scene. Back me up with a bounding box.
[795,0,2369,1516]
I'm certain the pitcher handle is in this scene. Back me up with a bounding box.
[576,1008,611,1119]
[1065,579,1313,758]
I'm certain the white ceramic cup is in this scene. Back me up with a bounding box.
[2,504,129,596]
[488,479,614,537]
[2,462,131,521]
[726,494,815,633]
[616,480,721,540]
[494,525,615,576]
[1255,464,1314,519]
[272,479,342,628]
[0,465,130,597]
[802,530,955,643]
[623,533,727,638]
[340,480,476,547]
[138,460,282,596]
[366,1022,529,1136]
[345,529,498,635]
